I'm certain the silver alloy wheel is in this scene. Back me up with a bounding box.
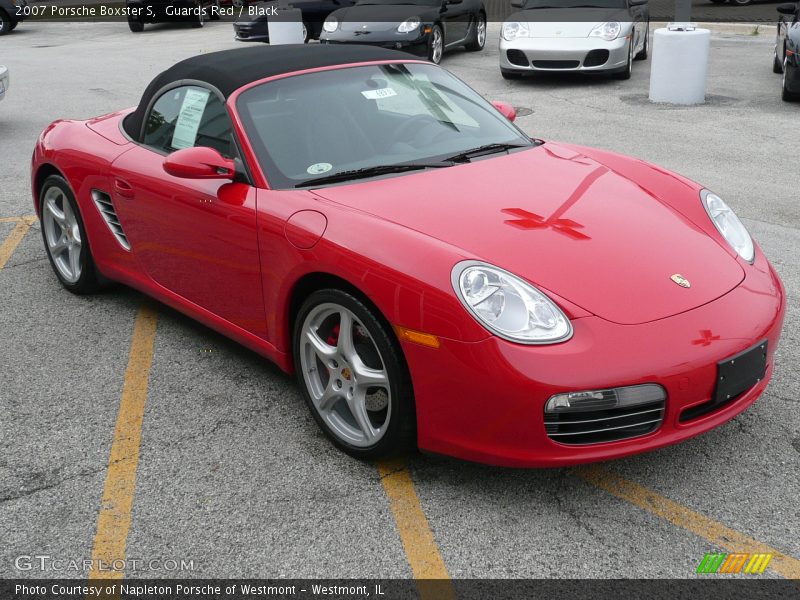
[476,16,486,48]
[299,303,391,447]
[42,186,82,284]
[302,22,308,42]
[431,27,443,64]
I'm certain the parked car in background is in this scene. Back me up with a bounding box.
[320,0,487,64]
[126,0,221,32]
[500,0,649,80]
[0,0,27,35]
[0,65,8,102]
[234,0,356,43]
[774,2,800,101]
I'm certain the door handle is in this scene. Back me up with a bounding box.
[114,179,135,199]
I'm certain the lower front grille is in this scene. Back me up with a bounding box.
[544,385,666,445]
[506,49,529,67]
[532,59,580,69]
[583,49,610,67]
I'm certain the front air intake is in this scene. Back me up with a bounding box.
[92,190,130,250]
[544,384,666,445]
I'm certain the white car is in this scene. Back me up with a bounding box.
[0,65,8,102]
[500,0,650,81]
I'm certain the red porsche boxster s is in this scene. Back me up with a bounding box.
[31,45,785,467]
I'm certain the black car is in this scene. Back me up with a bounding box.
[234,0,355,43]
[774,1,800,101]
[319,0,487,64]
[126,0,222,32]
[0,0,27,35]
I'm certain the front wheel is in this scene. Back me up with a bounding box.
[634,26,648,60]
[192,1,204,27]
[39,175,103,294]
[293,289,415,460]
[773,47,784,74]
[428,24,444,64]
[782,59,799,101]
[0,10,11,35]
[613,40,633,80]
[128,17,144,32]
[465,13,486,51]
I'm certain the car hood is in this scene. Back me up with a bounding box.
[335,4,438,32]
[508,9,630,38]
[312,143,745,325]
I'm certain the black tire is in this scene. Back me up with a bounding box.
[293,289,415,460]
[428,24,444,64]
[613,40,633,80]
[0,10,11,36]
[39,175,103,295]
[302,21,309,43]
[501,68,522,80]
[210,0,221,20]
[782,61,799,101]
[773,48,784,74]
[635,25,648,60]
[128,17,144,33]
[9,19,17,31]
[465,12,486,52]
[192,1,204,27]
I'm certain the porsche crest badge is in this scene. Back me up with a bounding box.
[670,274,691,288]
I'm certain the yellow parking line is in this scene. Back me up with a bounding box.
[0,214,37,223]
[89,304,158,580]
[377,459,456,600]
[574,464,800,579]
[0,218,35,271]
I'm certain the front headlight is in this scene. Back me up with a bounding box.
[397,17,421,34]
[701,190,754,263]
[589,21,622,41]
[451,261,572,344]
[502,21,530,42]
[323,16,338,33]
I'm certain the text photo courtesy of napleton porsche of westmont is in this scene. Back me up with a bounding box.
[1,0,799,599]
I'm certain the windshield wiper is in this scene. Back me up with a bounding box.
[294,161,454,188]
[442,142,530,163]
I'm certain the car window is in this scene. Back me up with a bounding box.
[143,85,237,158]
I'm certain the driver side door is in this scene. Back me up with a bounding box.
[111,84,267,337]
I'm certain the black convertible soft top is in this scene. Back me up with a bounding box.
[123,44,413,140]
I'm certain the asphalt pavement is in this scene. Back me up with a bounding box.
[0,19,798,582]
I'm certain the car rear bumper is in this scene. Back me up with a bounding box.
[401,249,785,467]
[500,36,629,72]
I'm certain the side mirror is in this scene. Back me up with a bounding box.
[491,101,517,123]
[777,3,797,15]
[511,0,525,8]
[163,146,236,180]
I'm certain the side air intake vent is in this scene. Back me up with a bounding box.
[92,190,130,250]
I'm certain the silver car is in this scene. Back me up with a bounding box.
[500,0,650,80]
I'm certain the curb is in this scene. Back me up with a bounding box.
[651,21,776,35]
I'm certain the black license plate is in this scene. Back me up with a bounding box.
[715,340,768,404]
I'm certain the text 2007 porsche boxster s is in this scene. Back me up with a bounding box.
[31,45,785,467]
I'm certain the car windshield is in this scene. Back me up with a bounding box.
[518,0,627,8]
[236,63,533,189]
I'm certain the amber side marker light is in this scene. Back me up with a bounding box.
[394,326,441,349]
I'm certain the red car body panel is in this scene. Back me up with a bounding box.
[30,60,786,467]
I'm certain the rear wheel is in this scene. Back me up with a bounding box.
[39,175,103,295]
[782,59,799,101]
[635,25,648,60]
[428,24,444,64]
[465,13,486,51]
[293,289,415,459]
[128,17,144,32]
[773,47,784,74]
[0,10,11,35]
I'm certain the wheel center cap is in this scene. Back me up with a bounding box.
[341,367,352,381]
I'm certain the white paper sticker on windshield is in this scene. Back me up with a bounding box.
[171,88,211,150]
[307,162,333,175]
[361,88,397,100]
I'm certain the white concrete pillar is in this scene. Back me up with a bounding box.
[649,27,711,105]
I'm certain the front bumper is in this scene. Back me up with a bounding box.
[234,21,269,42]
[321,32,429,58]
[401,249,785,467]
[500,35,629,72]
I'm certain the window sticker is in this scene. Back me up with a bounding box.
[307,162,333,175]
[361,88,397,100]
[171,88,211,150]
